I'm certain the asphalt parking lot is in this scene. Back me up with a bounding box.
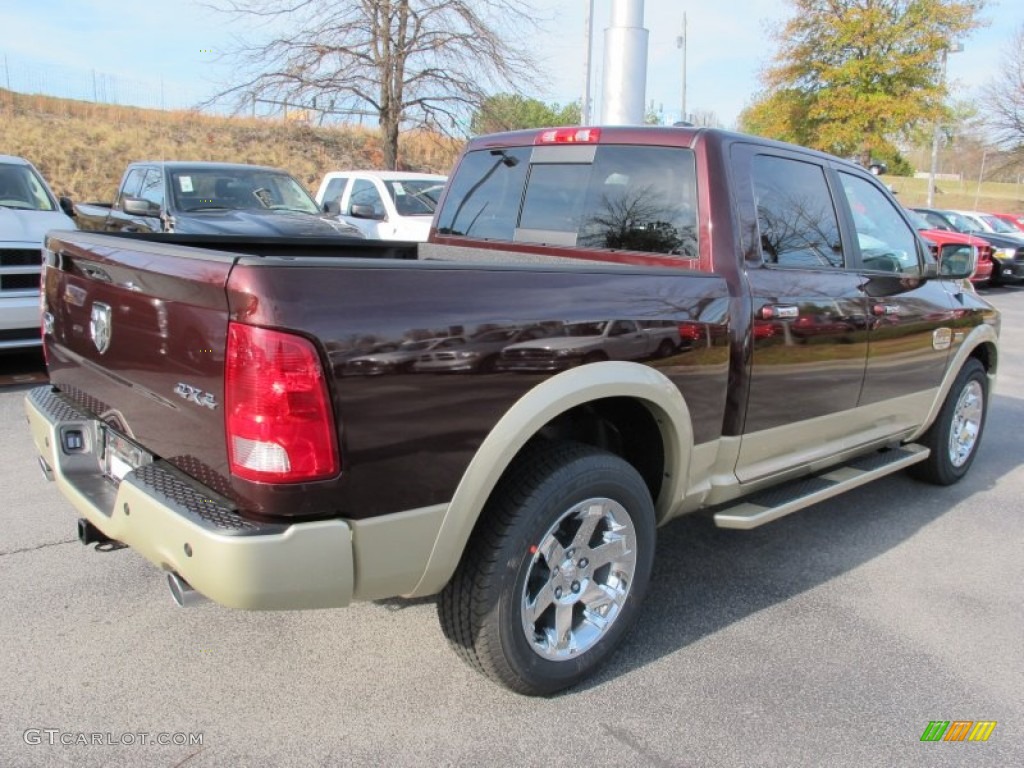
[1,287,1021,767]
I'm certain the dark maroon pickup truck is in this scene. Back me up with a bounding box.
[26,126,999,695]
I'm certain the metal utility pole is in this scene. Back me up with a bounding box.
[600,0,649,125]
[927,41,963,207]
[676,13,687,124]
[582,0,595,124]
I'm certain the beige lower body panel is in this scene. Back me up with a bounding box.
[26,388,356,610]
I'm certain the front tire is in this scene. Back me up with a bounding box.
[439,441,655,695]
[910,359,988,485]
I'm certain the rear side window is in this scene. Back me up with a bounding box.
[436,148,531,240]
[436,145,698,257]
[752,155,843,268]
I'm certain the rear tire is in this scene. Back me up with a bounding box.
[439,441,655,695]
[910,359,988,485]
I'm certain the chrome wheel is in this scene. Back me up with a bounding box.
[948,379,984,468]
[520,497,637,661]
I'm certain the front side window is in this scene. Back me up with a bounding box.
[348,179,385,217]
[118,168,146,206]
[752,155,844,268]
[839,172,921,274]
[139,169,164,209]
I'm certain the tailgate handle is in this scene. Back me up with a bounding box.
[82,265,112,283]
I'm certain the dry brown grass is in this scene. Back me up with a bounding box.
[0,89,462,201]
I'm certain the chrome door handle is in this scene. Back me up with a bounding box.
[760,305,799,319]
[872,303,900,316]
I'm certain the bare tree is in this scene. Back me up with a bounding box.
[983,23,1024,148]
[209,0,542,169]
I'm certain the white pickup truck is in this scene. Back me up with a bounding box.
[0,155,75,350]
[314,170,446,241]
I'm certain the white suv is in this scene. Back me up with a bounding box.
[315,171,446,241]
[0,155,75,350]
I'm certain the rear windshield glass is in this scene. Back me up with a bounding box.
[436,145,698,257]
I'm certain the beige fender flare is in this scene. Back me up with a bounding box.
[907,322,999,443]
[408,361,694,597]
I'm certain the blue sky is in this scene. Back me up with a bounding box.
[1,0,1018,129]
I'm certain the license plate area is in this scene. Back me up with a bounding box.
[102,428,152,484]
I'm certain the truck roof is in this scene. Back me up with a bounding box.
[463,125,864,174]
[127,160,289,173]
[0,154,33,165]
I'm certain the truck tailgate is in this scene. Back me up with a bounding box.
[43,231,235,495]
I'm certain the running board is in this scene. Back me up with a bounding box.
[713,444,930,530]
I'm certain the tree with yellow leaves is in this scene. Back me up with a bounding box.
[740,0,986,169]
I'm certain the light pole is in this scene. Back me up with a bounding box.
[676,13,687,124]
[582,0,595,124]
[926,41,963,207]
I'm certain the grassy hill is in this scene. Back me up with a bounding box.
[0,89,461,202]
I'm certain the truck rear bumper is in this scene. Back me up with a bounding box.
[25,386,354,610]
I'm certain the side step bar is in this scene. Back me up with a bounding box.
[713,444,930,530]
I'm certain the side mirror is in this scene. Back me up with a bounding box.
[59,196,75,217]
[350,203,385,221]
[122,197,158,216]
[323,199,341,215]
[937,243,976,281]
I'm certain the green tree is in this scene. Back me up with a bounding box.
[470,94,580,135]
[739,0,986,166]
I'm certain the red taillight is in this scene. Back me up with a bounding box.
[225,322,339,483]
[535,127,601,144]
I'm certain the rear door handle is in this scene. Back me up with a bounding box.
[872,303,900,316]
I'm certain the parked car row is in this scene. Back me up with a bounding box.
[912,207,1024,285]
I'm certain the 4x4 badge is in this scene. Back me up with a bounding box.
[174,382,218,410]
[90,302,112,354]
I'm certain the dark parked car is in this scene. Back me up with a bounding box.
[72,161,364,238]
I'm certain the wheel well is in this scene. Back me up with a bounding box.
[970,341,997,376]
[529,396,666,505]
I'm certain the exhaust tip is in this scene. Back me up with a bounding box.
[38,456,54,481]
[167,571,203,608]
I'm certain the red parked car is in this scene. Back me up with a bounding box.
[907,210,993,286]
[988,212,1024,233]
